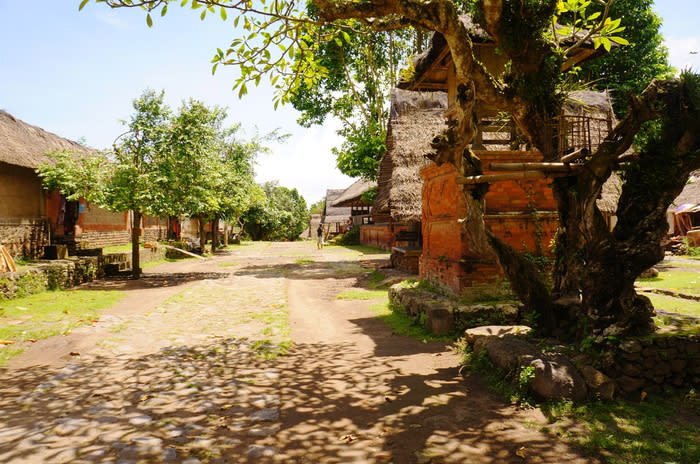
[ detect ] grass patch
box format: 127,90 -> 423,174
637,270 -> 700,295
142,256 -> 192,269
103,243 -> 142,254
542,393 -> 700,464
335,244 -> 390,256
336,289 -> 388,300
0,289 -> 125,365
645,293 -> 700,319
295,258 -> 314,265
217,262 -> 239,267
369,300 -> 454,342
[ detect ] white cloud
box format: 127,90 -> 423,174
665,36 -> 700,73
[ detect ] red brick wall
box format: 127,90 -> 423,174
419,152 -> 559,296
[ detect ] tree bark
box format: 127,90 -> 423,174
211,216 -> 219,254
198,216 -> 207,253
131,210 -> 142,279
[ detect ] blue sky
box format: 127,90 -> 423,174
1,1 -> 699,204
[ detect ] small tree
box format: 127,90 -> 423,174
39,89 -> 173,278
243,181 -> 308,241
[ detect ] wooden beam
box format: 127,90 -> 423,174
560,147 -> 589,163
455,171 -> 548,184
489,162 -> 583,172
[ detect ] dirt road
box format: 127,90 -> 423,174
0,242 -> 596,463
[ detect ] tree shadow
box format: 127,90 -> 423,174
0,338 -> 600,464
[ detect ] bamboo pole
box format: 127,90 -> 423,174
560,147 -> 589,163
489,162 -> 583,172
455,171 -> 547,184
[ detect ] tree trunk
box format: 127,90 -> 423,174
211,216 -> 219,254
223,222 -> 229,247
198,216 -> 207,253
131,210 -> 142,279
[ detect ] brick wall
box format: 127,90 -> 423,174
419,152 -> 559,297
0,219 -> 49,258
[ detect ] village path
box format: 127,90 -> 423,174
0,242 -> 597,464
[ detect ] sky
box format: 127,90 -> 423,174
1,1 -> 699,206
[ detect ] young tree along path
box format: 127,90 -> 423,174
0,242 -> 598,463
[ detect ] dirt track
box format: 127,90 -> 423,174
0,242 -> 597,463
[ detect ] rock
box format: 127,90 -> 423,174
247,445 -> 276,458
619,340 -> 642,354
479,336 -> 587,401
464,325 -> 532,344
580,365 -> 616,400
671,359 -> 687,372
424,302 -> 453,336
622,363 -> 641,377
529,356 -> 588,402
619,375 -> 645,393
250,408 -> 279,422
640,267 -> 659,278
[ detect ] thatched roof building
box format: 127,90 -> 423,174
0,110 -> 91,169
400,15 -> 605,92
373,89 -> 449,223
322,189 -> 352,224
669,171 -> 700,210
332,179 -> 377,208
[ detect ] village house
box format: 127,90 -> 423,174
667,170 -> 700,246
331,178 -> 376,227
0,110 -> 167,258
321,188 -> 353,237
380,15 -> 617,296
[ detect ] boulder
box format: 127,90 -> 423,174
580,365 -> 616,400
464,325 -> 532,344
475,335 -> 588,401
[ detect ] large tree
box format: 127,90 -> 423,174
85,0 -> 700,339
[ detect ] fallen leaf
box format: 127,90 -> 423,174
15,306 -> 28,311
641,391 -> 647,401
28,339 -> 37,343
516,446 -> 528,459
90,319 -> 99,323
69,352 -> 80,356
63,310 -> 70,314
0,340 -> 15,345
63,330 -> 71,335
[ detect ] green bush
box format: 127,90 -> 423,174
334,226 -> 360,245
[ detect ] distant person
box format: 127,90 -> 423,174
317,223 -> 324,249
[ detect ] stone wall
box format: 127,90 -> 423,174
75,230 -> 131,250
0,256 -> 103,299
0,219 -> 49,258
586,336 -> 700,395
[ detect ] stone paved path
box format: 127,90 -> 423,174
0,242 -> 598,463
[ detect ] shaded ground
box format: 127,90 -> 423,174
0,242 -> 598,463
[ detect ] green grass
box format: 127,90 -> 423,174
295,258 -> 314,265
637,270 -> 700,295
336,289 -> 388,300
217,262 -> 239,267
0,289 -> 125,365
542,394 -> 700,464
335,244 -> 390,256
103,243 -> 142,254
644,293 -> 700,318
141,256 -> 192,269
369,300 -> 455,342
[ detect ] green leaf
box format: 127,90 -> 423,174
161,4 -> 168,16
146,13 -> 153,27
220,7 -> 227,21
200,10 -> 206,20
609,36 -> 629,46
79,0 -> 89,11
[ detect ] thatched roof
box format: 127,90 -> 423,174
332,179 -> 377,207
400,15 -> 604,91
373,89 -> 449,222
0,110 -> 91,169
669,171 -> 700,211
323,189 -> 352,224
